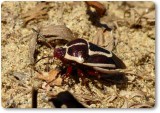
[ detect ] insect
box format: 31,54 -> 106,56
54,38 -> 126,81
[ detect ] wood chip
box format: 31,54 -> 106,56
90,28 -> 116,51
107,95 -> 117,102
36,69 -> 62,86
129,102 -> 153,108
21,2 -> 49,26
28,33 -> 37,64
120,90 -> 146,99
121,97 -> 129,108
85,1 -> 106,17
39,25 -> 76,42
13,71 -> 28,81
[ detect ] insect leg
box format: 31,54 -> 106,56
63,66 -> 72,79
77,69 -> 87,85
87,70 -> 101,79
78,69 -> 95,93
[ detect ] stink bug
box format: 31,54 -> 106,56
54,38 -> 126,80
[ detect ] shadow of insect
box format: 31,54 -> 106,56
49,91 -> 86,108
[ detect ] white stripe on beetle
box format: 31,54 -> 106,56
64,53 -> 84,63
83,63 -> 116,68
64,43 -> 86,48
93,67 -> 122,74
88,49 -> 112,57
64,45 -> 85,63
64,39 -> 113,64
87,41 -> 113,57
66,39 -> 113,58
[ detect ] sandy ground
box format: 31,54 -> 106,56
1,1 -> 155,108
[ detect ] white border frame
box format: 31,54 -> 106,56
0,0 -> 159,113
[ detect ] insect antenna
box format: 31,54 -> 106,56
32,28 -> 53,49
34,56 -> 53,65
31,28 -> 56,72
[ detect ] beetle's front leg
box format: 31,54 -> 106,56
63,66 -> 72,79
